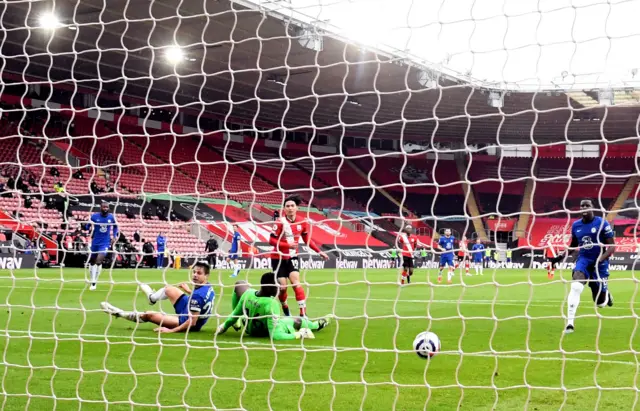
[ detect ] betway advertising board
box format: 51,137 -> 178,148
512,249 -> 639,271
0,254 -> 35,269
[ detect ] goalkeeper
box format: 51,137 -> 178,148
216,272 -> 330,340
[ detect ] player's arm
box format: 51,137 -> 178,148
156,297 -> 202,333
217,293 -> 247,333
112,216 -> 119,244
88,215 -> 95,238
598,222 -> 616,263
562,234 -> 580,263
301,225 -> 328,260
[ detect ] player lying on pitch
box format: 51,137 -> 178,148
216,272 -> 331,340
101,261 -> 215,333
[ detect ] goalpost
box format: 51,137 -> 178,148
1,0 -> 639,409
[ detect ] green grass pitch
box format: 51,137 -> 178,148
0,266 -> 638,410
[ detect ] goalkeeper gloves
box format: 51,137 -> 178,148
294,328 -> 315,340
215,325 -> 226,335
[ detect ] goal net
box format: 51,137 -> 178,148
0,0 -> 639,409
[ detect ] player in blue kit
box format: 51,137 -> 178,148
101,261 -> 215,333
156,232 -> 166,269
437,229 -> 456,283
227,224 -> 242,278
471,239 -> 485,276
88,201 -> 119,290
564,199 -> 616,334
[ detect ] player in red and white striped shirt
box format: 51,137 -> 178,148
269,195 -> 329,317
545,243 -> 563,279
397,225 -> 422,285
456,237 -> 471,276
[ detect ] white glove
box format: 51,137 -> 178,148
215,325 -> 226,335
295,328 -> 315,340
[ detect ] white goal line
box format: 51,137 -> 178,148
0,329 -> 637,370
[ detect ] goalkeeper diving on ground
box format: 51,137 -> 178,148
216,272 -> 331,340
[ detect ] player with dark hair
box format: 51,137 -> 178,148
216,272 -> 330,340
564,199 -> 615,334
456,236 -> 471,276
471,239 -> 485,275
88,201 -> 119,290
437,229 -> 456,283
227,224 -> 242,278
397,224 -> 421,285
101,261 -> 215,333
269,195 -> 329,317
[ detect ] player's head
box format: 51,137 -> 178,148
476,238 -> 481,244
191,261 -> 211,284
403,224 -> 413,234
580,198 -> 595,220
232,224 -> 239,232
444,229 -> 451,237
100,201 -> 109,216
259,272 -> 278,298
283,195 -> 301,217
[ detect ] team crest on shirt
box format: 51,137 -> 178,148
591,227 -> 596,233
297,225 -> 302,231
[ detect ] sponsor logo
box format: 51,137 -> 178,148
336,259 -> 358,269
301,259 -> 326,270
362,259 -> 395,269
0,257 -> 22,269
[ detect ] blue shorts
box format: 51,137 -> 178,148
173,295 -> 203,331
228,253 -> 239,260
574,257 -> 609,280
473,257 -> 483,263
90,242 -> 110,259
440,254 -> 454,267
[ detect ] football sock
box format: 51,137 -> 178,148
293,286 -> 306,316
567,282 -> 584,327
89,264 -> 97,285
279,290 -> 290,316
149,287 -> 167,304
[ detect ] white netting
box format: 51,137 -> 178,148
0,0 -> 639,409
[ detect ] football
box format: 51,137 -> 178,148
413,331 -> 441,359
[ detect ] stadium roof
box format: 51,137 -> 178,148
248,0 -> 640,91
1,0 -> 640,144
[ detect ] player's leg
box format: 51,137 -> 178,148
89,250 -> 106,290
437,257 -> 445,283
589,260 -> 613,308
464,256 -> 471,276
100,302 -> 181,328
272,259 -> 291,316
139,283 -> 184,305
288,268 -> 307,317
407,262 -> 414,284
400,257 -> 409,285
447,257 -> 454,283
565,260 -> 589,333
157,253 -> 163,270
547,259 -> 555,279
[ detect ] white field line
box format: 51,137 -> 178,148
0,328 -> 637,368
